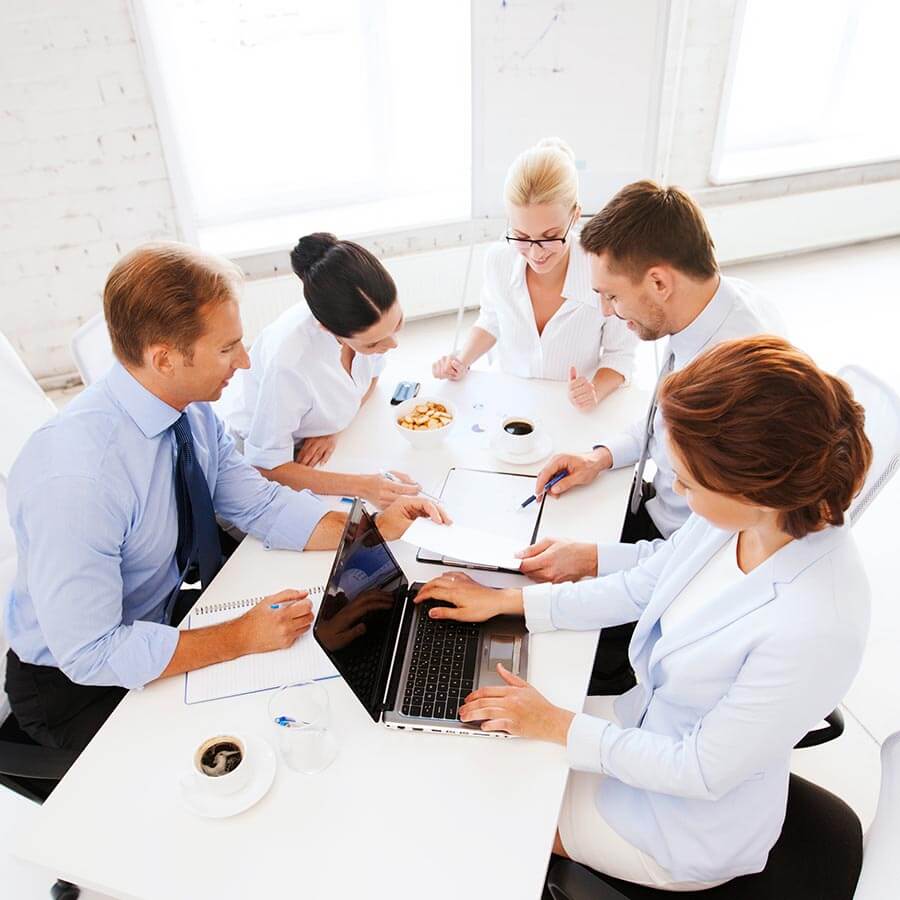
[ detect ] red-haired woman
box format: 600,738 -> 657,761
416,336 -> 872,890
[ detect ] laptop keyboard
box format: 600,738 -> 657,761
401,602 -> 480,720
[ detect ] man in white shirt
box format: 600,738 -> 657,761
519,181 -> 781,692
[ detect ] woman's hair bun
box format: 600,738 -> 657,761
536,136 -> 576,162
290,232 -> 339,280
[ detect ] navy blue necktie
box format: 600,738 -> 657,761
172,413 -> 223,591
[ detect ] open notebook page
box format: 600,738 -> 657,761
183,588 -> 338,704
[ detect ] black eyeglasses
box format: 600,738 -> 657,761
505,215 -> 576,250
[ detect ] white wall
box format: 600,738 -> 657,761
658,0 -> 900,203
0,0 -> 178,382
3,0 -> 900,383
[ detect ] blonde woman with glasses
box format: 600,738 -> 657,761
433,138 -> 636,410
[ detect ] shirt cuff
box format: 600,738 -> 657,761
242,440 -> 295,470
106,620 -> 180,690
262,488 -> 328,551
567,712 -> 613,774
600,432 -> 641,469
522,583 -> 556,633
597,541 -> 641,575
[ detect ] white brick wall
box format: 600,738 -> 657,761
0,0 -> 177,381
2,0 -> 899,382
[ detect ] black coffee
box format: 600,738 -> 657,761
200,740 -> 243,776
504,420 -> 533,436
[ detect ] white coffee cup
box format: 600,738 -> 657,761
499,416 -> 538,456
185,734 -> 252,798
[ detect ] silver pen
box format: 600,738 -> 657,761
381,470 -> 442,504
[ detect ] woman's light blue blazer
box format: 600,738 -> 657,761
523,514 -> 870,883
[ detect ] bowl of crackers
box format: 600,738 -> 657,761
394,397 -> 457,448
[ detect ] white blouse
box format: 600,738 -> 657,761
473,236 -> 637,382
216,304 -> 385,469
660,534 -> 745,634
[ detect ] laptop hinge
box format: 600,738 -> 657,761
381,586 -> 417,714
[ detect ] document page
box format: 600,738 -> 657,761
404,519 -> 523,572
415,468 -> 544,569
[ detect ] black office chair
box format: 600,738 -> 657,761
0,712 -> 81,900
545,772 -> 863,900
541,707 -> 857,900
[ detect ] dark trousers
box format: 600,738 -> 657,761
588,481 -> 664,696
4,528 -> 243,758
5,650 -> 127,755
3,582 -> 212,758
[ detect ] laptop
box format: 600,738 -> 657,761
314,498 -> 530,738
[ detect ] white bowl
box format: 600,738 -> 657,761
393,396 -> 458,449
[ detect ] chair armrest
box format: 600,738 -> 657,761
794,708 -> 844,749
0,739 -> 79,780
546,858 -> 632,900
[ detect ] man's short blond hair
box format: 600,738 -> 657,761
103,242 -> 243,366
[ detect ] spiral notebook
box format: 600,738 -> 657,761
183,587 -> 340,705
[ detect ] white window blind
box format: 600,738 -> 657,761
711,0 -> 900,184
134,0 -> 471,255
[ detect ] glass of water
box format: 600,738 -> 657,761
267,682 -> 338,774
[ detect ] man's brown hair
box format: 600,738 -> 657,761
659,336 -> 872,539
580,180 -> 717,280
103,242 -> 243,366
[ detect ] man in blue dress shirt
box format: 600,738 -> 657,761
3,241 -> 443,756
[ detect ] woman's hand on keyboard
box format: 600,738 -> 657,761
414,572 -> 523,622
459,663 -> 575,744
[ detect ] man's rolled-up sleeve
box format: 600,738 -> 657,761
20,477 -> 179,689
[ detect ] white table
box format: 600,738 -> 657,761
15,371 -> 645,900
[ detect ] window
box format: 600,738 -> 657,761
710,0 -> 900,184
134,1 -> 471,255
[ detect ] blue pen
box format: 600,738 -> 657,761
520,469 -> 569,508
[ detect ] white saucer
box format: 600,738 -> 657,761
489,430 -> 553,465
179,734 -> 277,819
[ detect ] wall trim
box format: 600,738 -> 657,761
708,178 -> 900,265
37,178 -> 900,391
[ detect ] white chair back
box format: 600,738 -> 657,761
839,366 -> 900,525
854,730 -> 900,898
70,312 -> 114,386
0,332 -> 56,478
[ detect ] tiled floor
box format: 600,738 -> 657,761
3,237 -> 899,898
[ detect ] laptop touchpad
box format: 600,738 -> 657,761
478,633 -> 522,687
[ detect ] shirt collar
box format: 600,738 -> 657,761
106,362 -> 182,439
667,274 -> 733,366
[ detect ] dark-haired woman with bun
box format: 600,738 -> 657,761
218,233 -> 418,507
414,335 -> 872,890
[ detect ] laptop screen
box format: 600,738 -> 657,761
314,500 -> 408,721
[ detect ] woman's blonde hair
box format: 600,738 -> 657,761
503,137 -> 579,210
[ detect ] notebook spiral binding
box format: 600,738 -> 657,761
194,585 -> 325,617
